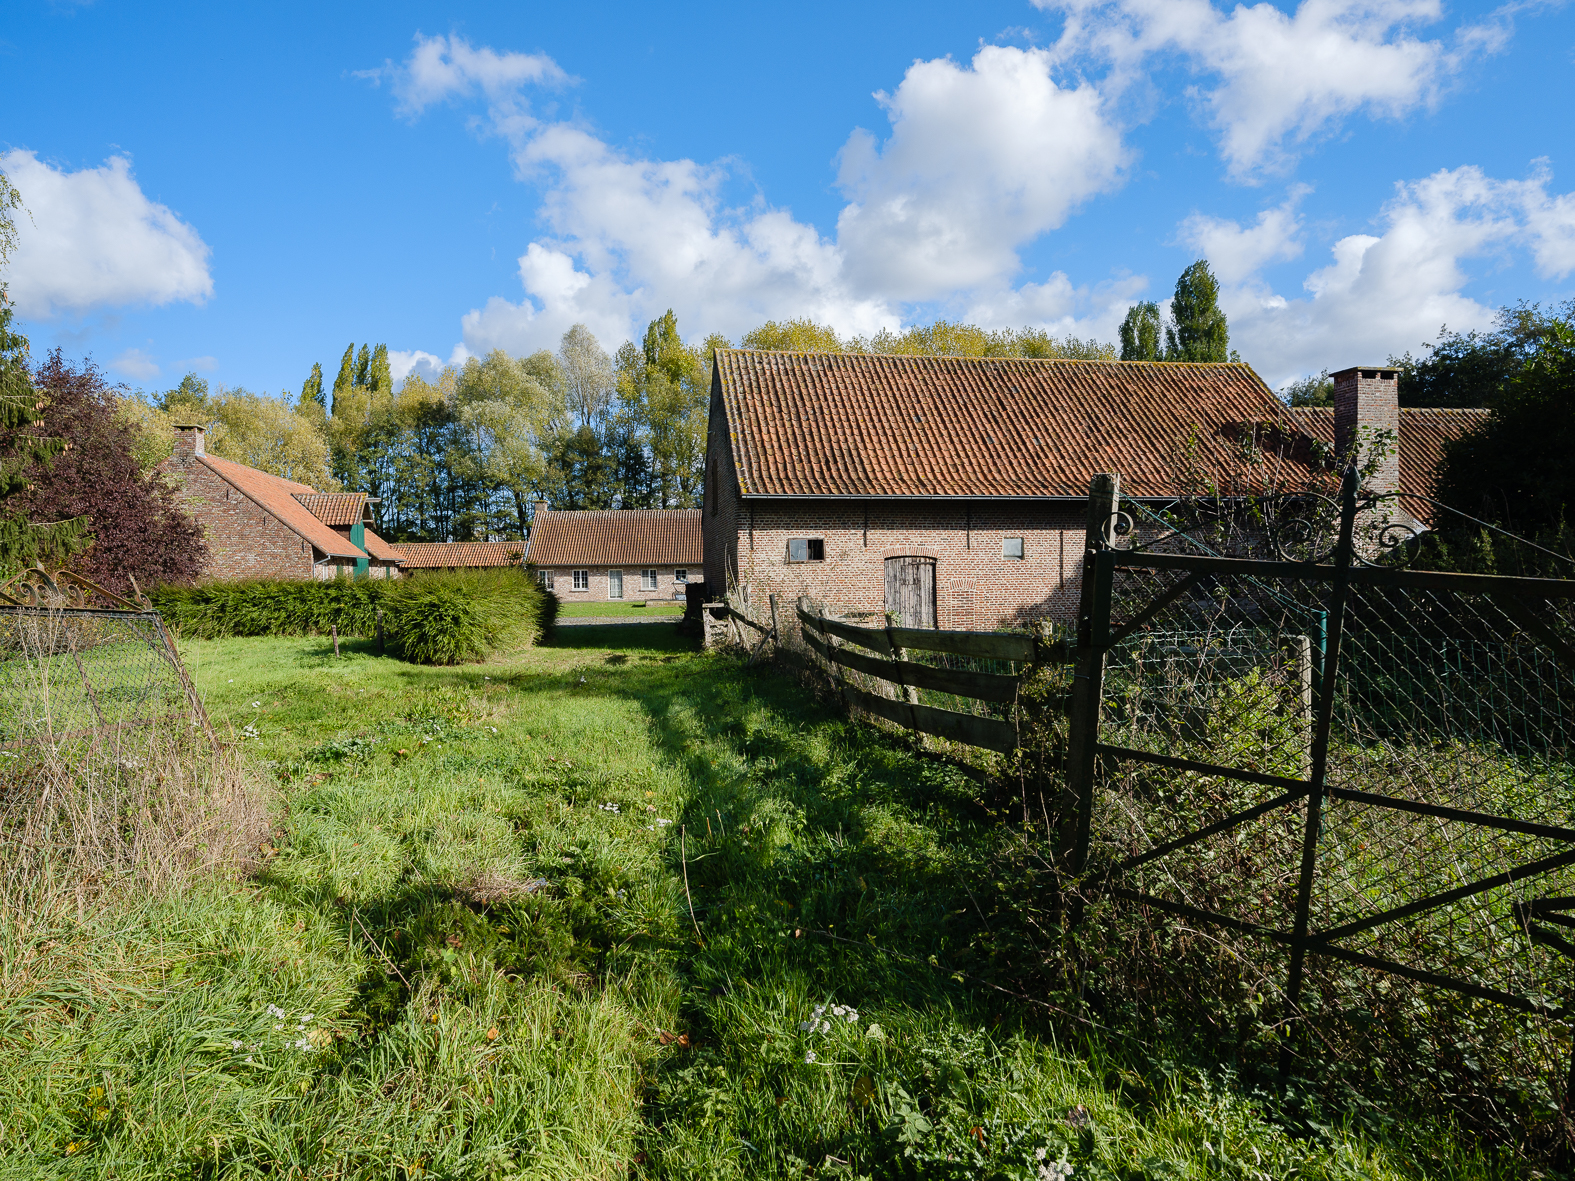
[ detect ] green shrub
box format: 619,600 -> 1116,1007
148,570 -> 549,664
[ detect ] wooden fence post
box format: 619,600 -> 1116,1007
331,624 -> 341,658
884,614 -> 919,706
1061,473 -> 1120,877
376,607 -> 386,656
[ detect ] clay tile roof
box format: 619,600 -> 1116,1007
713,350 -> 1304,499
1288,407 -> 1488,502
389,541 -> 525,569
361,527 -> 403,564
295,492 -> 369,527
197,454 -> 365,558
526,509 -> 702,567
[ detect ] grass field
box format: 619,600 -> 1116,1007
0,625 -> 1516,1178
555,599 -> 684,617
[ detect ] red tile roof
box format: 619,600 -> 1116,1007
714,351 -> 1305,499
526,509 -> 702,567
197,455 -> 365,558
1288,407 -> 1488,504
361,527 -> 403,564
390,541 -> 525,569
295,492 -> 370,526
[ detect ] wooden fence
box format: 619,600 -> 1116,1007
794,599 -> 1071,754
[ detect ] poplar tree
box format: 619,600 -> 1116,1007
354,344 -> 371,389
1119,301 -> 1164,361
301,362 -> 325,410
1165,260 -> 1231,362
331,344 -> 356,414
368,344 -> 392,396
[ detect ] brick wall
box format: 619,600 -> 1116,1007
703,379 -> 742,594
537,565 -> 694,603
728,499 -> 1087,628
165,459 -> 316,581
1333,366 -> 1400,495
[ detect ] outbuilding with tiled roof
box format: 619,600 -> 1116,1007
161,427 -> 400,581
525,506 -> 701,603
390,541 -> 526,571
703,350 -> 1484,629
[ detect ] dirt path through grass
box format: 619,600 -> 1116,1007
0,626 -> 1508,1178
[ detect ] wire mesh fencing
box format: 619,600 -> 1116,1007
1055,469 -> 1575,1119
1,580 -> 213,773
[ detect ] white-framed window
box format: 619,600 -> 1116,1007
538,570 -> 555,590
674,568 -> 688,583
608,569 -> 624,600
1002,537 -> 1025,559
641,569 -> 659,592
572,569 -> 589,590
787,538 -> 825,563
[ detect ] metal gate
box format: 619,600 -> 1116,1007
1060,472 -> 1575,1071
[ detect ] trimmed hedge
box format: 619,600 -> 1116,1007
149,569 -> 556,664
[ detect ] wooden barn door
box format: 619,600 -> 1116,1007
884,557 -> 936,629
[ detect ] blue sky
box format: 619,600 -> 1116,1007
3,0 -> 1572,395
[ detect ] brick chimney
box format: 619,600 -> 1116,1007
1332,366 -> 1399,494
173,424 -> 206,468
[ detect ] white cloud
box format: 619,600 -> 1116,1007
1198,164 -> 1575,385
109,347 -> 160,380
960,271 -> 1150,342
388,348 -> 445,383
368,37 -> 1132,357
173,355 -> 218,372
835,45 -> 1127,299
0,149 -> 213,318
1178,188 -> 1307,283
1042,0 -> 1503,177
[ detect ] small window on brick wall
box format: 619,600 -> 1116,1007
641,569 -> 658,591
1002,537 -> 1025,559
538,571 -> 555,590
572,570 -> 589,590
675,568 -> 688,582
787,538 -> 825,562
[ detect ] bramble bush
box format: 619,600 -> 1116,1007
148,568 -> 556,664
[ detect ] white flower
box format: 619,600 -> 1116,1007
804,1051 -> 816,1063
831,1005 -> 845,1017
251,701 -> 260,708
302,1013 -> 313,1021
244,1056 -> 253,1064
231,1040 -> 243,1050
865,1024 -> 885,1040
274,1023 -> 283,1031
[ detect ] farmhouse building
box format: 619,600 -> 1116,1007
525,506 -> 701,602
163,425 -> 401,581
702,353 -> 1485,629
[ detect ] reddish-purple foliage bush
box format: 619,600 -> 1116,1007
21,351 -> 206,592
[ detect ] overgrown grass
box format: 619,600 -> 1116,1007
149,569 -> 555,664
0,625 -> 1528,1177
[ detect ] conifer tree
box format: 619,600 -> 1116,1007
1119,301 -> 1164,361
301,362 -> 325,410
1164,260 -> 1230,362
331,344 -> 356,416
0,290 -> 90,574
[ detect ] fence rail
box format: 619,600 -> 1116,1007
793,602 -> 1070,754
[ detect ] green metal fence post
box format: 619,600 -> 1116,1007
1280,466 -> 1360,1086
1062,473 -> 1119,877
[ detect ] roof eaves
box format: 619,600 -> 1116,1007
197,457 -> 365,559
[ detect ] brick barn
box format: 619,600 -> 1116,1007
525,505 -> 701,602
163,425 -> 402,580
702,352 -> 1486,629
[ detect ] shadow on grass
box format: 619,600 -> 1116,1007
546,623 -> 697,653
